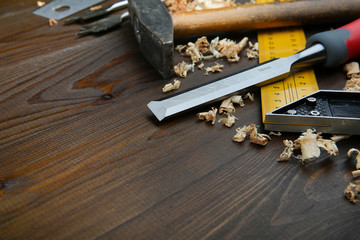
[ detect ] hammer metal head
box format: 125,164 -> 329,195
128,0 -> 174,79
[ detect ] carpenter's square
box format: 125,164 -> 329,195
264,90 -> 360,135
148,18 -> 360,121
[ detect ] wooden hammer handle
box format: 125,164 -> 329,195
172,0 -> 360,36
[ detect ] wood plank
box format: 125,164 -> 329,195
1,0 -> 359,239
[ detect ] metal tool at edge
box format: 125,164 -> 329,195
148,18 -> 360,121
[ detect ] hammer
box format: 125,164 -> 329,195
128,0 -> 360,79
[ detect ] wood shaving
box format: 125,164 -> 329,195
248,124 -> 271,146
330,135 -> 350,142
194,36 -> 211,54
343,61 -> 360,78
90,5 -> 103,11
231,95 -> 245,107
269,131 -> 282,136
246,41 -> 259,59
278,140 -> 295,161
37,1 -> 45,7
343,78 -> 360,91
344,183 -> 360,203
244,92 -> 255,101
197,107 -> 218,124
175,45 -> 187,53
342,62 -> 360,91
218,114 -> 238,127
230,92 -> 254,107
233,125 -> 252,142
353,170 -> 360,178
219,97 -> 235,114
174,36 -> 249,76
279,129 -> 339,163
174,61 -> 194,77
49,19 -> 58,27
197,62 -> 204,70
204,62 -> 224,75
185,42 -> 204,63
215,37 -> 248,62
162,79 -> 181,92
164,0 -> 235,12
209,37 -> 224,58
347,148 -> 360,170
233,124 -> 270,146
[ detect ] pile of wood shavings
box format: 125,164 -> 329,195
278,129 -> 339,163
197,92 -> 255,128
173,36 -> 258,78
164,0 -> 236,12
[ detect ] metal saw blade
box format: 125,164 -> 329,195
33,0 -> 105,20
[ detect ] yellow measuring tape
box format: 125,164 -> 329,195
257,0 -> 319,122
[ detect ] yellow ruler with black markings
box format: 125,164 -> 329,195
257,0 -> 319,122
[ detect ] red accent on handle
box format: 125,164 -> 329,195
339,18 -> 360,60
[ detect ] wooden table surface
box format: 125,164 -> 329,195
1,1 -> 360,239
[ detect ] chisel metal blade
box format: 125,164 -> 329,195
148,44 -> 326,121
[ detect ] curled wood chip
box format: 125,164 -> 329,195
233,125 -> 252,142
209,37 -> 224,58
49,19 -> 58,26
344,183 -> 360,203
197,62 -> 204,70
219,97 -> 235,114
232,124 -> 270,146
194,36 -> 211,54
352,170 -> 360,178
218,114 -> 238,127
185,42 -> 204,63
230,92 -> 254,107
244,92 -> 255,101
204,62 -> 224,75
347,148 -> 360,170
175,44 -> 187,53
248,124 -> 271,146
343,78 -> 360,91
162,79 -> 181,92
174,61 -> 194,77
197,107 -> 217,124
37,1 -> 45,7
343,61 -> 360,78
231,95 -> 245,107
246,41 -> 259,59
215,37 -> 248,62
278,140 -> 294,161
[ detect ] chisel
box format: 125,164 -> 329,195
148,18 -> 360,121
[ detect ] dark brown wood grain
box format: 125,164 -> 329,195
1,0 -> 360,239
